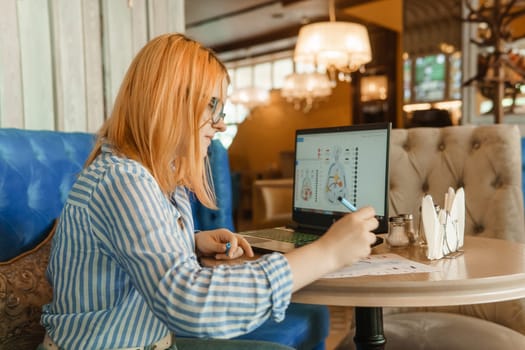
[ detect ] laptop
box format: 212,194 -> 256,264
239,122 -> 391,253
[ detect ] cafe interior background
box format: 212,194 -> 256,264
185,0 -> 525,230
0,0 -> 524,347
0,0 -> 524,230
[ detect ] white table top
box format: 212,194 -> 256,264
292,236 -> 525,307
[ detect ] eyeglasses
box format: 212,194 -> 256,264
208,97 -> 226,124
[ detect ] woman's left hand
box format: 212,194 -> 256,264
195,229 -> 254,260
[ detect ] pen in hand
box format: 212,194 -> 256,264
224,242 -> 231,256
337,196 -> 357,212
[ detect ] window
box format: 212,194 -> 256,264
272,58 -> 294,89
214,53 -> 294,149
254,62 -> 272,90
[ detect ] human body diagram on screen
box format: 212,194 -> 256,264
295,144 -> 359,213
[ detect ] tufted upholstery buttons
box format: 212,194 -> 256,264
389,125 -> 522,241
473,224 -> 485,234
0,129 -> 95,262
492,176 -> 503,189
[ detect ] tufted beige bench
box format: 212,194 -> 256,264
389,124 -> 525,243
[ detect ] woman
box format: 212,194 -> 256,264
40,33 -> 377,350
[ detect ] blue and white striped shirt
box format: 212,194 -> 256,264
41,144 -> 292,349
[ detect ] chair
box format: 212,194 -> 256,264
384,124 -> 525,348
251,178 -> 293,229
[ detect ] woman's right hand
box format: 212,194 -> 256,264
317,206 -> 378,269
284,206 -> 378,291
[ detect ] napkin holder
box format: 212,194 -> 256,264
421,187 -> 465,260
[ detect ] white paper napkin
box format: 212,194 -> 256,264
451,188 -> 465,248
421,187 -> 465,260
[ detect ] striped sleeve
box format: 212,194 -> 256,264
88,162 -> 293,338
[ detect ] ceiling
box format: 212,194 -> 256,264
184,0 -> 384,62
184,0 -> 463,62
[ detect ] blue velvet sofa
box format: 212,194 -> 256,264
0,128 -> 329,350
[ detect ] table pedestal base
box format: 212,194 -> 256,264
354,307 -> 386,350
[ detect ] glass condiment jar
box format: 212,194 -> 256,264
387,216 -> 410,248
400,213 -> 418,244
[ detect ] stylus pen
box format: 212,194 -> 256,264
337,196 -> 357,212
224,241 -> 232,256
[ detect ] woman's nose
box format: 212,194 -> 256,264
214,118 -> 227,132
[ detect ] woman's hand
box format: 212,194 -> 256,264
318,206 -> 378,268
285,206 -> 378,291
195,229 -> 254,260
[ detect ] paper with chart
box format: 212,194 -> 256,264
322,253 -> 440,279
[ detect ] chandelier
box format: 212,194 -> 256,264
229,86 -> 270,110
281,72 -> 332,113
360,75 -> 388,102
293,0 -> 372,84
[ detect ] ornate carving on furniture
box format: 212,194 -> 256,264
0,230 -> 54,350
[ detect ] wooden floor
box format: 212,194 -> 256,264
325,306 -> 354,350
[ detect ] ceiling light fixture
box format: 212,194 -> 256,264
293,0 -> 372,84
360,75 -> 388,102
281,72 -> 332,113
229,86 -> 270,110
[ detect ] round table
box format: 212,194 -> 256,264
292,236 -> 525,349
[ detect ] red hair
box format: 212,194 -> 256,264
86,33 -> 229,208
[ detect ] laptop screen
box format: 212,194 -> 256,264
292,123 -> 391,233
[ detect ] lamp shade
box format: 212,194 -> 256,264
229,86 -> 270,109
281,72 -> 332,112
360,75 -> 388,102
294,22 -> 372,72
281,72 -> 332,100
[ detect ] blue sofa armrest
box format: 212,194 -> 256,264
0,128 -> 95,348
0,128 -> 95,262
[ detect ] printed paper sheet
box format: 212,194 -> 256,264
322,253 -> 440,279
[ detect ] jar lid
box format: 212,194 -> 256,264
400,213 -> 413,220
389,216 -> 404,222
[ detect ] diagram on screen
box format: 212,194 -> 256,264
301,173 -> 313,201
325,145 -> 358,206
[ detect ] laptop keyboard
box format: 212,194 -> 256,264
246,229 -> 319,246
